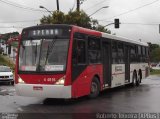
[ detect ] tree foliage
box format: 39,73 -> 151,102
40,10 -> 111,34
149,43 -> 160,62
0,32 -> 19,42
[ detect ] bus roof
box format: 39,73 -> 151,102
72,25 -> 148,47
102,33 -> 148,46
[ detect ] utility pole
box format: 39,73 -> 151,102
56,0 -> 59,11
77,0 -> 80,11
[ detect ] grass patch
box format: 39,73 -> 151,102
150,69 -> 160,75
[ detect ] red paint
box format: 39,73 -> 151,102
18,74 -> 64,85
71,64 -> 103,98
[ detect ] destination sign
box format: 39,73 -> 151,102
30,29 -> 63,36
22,28 -> 70,38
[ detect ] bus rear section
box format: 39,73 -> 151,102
15,25 -> 73,99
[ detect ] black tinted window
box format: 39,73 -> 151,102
88,36 -> 101,64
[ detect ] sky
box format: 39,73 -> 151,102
0,0 -> 160,44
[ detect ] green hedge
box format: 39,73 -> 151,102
150,69 -> 160,75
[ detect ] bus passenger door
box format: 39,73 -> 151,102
102,41 -> 111,87
125,45 -> 130,82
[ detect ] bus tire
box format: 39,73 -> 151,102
136,74 -> 140,86
88,77 -> 100,98
132,71 -> 137,86
139,71 -> 142,83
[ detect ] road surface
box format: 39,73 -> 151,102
0,75 -> 160,119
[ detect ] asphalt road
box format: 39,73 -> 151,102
0,75 -> 160,119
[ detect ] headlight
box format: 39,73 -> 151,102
10,75 -> 13,77
55,76 -> 65,85
18,77 -> 25,84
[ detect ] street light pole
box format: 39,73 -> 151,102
39,5 -> 53,15
56,0 -> 59,11
77,0 -> 80,11
89,6 -> 109,17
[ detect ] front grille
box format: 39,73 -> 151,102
0,76 -> 9,78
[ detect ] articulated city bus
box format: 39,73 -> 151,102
15,24 -> 150,99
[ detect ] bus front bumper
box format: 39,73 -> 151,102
15,84 -> 71,99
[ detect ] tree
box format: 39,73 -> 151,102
40,11 -> 65,24
150,44 -> 159,52
150,47 -> 160,62
40,10 -> 111,34
65,10 -> 92,28
149,43 -> 160,62
0,32 -> 19,43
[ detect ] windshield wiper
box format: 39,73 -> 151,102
34,43 -> 38,63
44,38 -> 57,65
36,39 -> 43,72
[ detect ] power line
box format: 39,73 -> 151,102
0,0 -> 47,12
121,22 -> 159,26
104,22 -> 160,27
0,26 -> 24,28
84,0 -> 107,11
100,0 -> 159,21
0,20 -> 40,23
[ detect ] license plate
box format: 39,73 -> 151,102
33,86 -> 43,91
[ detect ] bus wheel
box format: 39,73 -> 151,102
136,74 -> 140,86
139,72 -> 142,83
88,77 -> 100,98
132,72 -> 137,86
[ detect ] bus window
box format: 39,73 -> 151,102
138,46 -> 142,62
112,41 -> 118,64
88,36 -> 101,64
142,46 -> 146,62
130,45 -> 136,63
117,42 -> 124,63
72,40 -> 86,64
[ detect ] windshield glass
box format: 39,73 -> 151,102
0,67 -> 11,72
19,38 -> 69,72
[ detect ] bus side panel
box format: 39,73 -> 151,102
130,63 -> 148,82
64,27 -> 75,86
72,65 -> 103,98
111,64 -> 125,88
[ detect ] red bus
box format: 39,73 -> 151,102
15,24 -> 150,99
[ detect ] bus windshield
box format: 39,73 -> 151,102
19,38 -> 69,72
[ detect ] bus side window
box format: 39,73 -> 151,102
145,47 -> 149,63
88,36 -> 101,64
117,42 -> 124,63
137,46 -> 142,62
141,46 -> 145,62
130,45 -> 136,63
72,39 -> 86,64
112,41 -> 118,64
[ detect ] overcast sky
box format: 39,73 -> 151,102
0,0 -> 160,44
